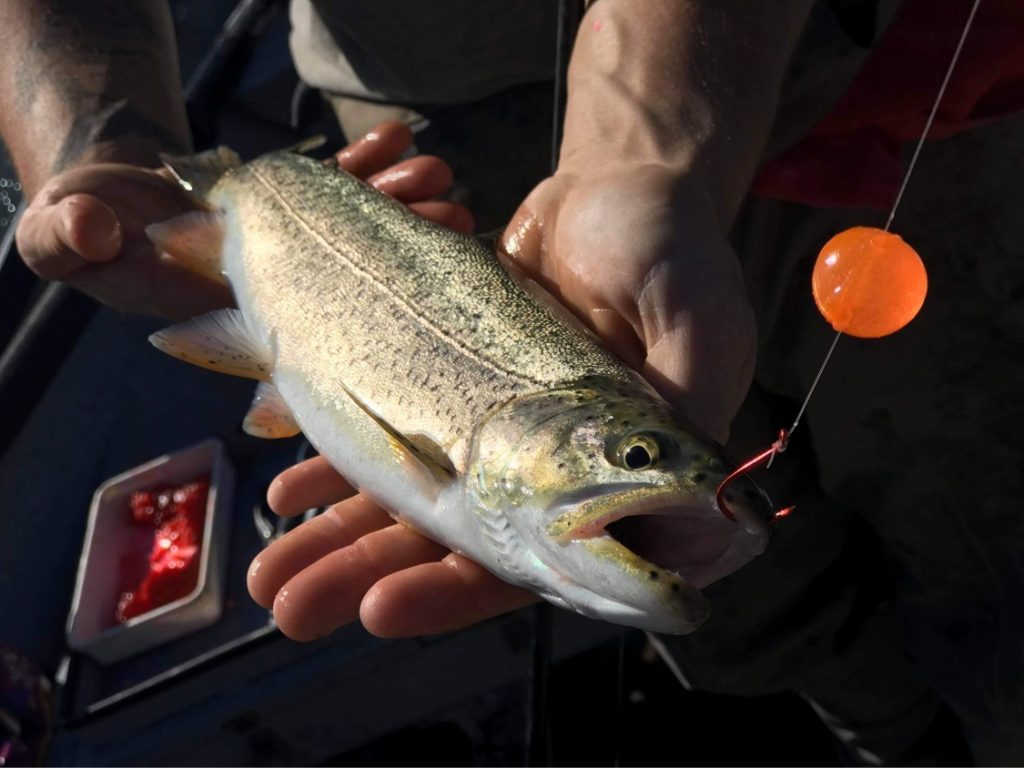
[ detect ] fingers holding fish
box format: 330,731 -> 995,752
267,456 -> 356,517
408,201 -> 475,234
271,510 -> 450,642
16,162 -> 231,318
367,155 -> 454,203
360,556 -> 538,638
330,122 -> 473,231
247,493 -> 392,608
331,121 -> 414,179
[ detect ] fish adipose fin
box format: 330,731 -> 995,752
160,146 -> 241,198
243,381 -> 301,439
149,308 -> 273,381
146,211 -> 227,284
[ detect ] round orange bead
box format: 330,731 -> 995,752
812,227 -> 928,338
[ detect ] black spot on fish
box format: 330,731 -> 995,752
649,571 -> 658,580
671,583 -> 680,592
693,472 -> 707,483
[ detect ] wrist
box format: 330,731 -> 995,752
19,114 -> 191,201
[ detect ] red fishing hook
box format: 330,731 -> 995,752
716,429 -> 795,523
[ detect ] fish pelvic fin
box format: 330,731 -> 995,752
243,381 -> 301,439
160,146 -> 241,198
147,211 -> 227,285
149,308 -> 272,381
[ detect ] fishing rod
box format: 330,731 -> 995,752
523,2 -> 586,766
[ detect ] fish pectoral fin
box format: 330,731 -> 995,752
379,431 -> 450,503
340,385 -> 454,500
404,434 -> 457,481
160,146 -> 241,198
146,211 -> 227,284
243,381 -> 301,439
149,308 -> 273,381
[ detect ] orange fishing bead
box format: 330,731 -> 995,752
812,227 -> 928,338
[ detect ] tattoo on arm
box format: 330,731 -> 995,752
50,100 -> 188,175
8,0 -> 190,177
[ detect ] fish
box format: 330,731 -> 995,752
146,146 -> 774,634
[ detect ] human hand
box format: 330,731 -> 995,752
16,161 -> 232,320
501,164 -> 757,444
16,122 -> 474,321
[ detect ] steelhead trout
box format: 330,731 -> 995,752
147,147 -> 773,634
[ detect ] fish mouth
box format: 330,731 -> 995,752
546,486 -> 768,591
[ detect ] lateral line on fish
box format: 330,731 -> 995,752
249,164 -> 550,388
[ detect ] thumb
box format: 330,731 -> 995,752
641,309 -> 758,446
17,193 -> 123,280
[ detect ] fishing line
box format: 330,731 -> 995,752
721,0 -> 984,503
524,3 -> 585,766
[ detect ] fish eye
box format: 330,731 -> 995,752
617,434 -> 660,470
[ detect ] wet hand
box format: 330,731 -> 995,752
248,456 -> 537,640
16,162 -> 230,319
502,165 -> 757,444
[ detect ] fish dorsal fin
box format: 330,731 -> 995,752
243,381 -> 301,439
160,146 -> 242,197
284,135 -> 327,155
474,228 -> 504,250
340,384 -> 454,496
146,211 -> 227,284
149,308 -> 272,381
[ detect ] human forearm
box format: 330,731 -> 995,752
0,0 -> 191,197
560,0 -> 814,226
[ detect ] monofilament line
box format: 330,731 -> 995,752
770,1 -> 983,462
775,0 -> 983,455
885,0 -> 983,231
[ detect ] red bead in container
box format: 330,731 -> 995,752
66,439 -> 234,665
115,479 -> 210,624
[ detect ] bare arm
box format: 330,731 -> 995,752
505,0 -> 814,442
561,0 -> 815,226
0,1 -> 223,319
0,0 -> 190,198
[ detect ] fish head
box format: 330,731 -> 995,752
468,376 -> 772,634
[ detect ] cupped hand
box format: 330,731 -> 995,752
16,122 -> 473,320
502,164 -> 757,444
248,456 -> 537,640
17,161 -> 231,319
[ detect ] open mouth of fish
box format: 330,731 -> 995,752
547,487 -> 764,591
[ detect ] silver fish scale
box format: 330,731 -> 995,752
218,152 -> 635,469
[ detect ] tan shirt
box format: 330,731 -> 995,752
289,0 -> 902,156
289,0 -> 557,106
